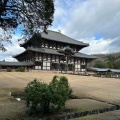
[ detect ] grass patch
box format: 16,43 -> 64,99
0,88 -> 114,120
0,88 -> 25,120
65,99 -> 113,112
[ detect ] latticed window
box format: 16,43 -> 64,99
56,56 -> 59,61
57,45 -> 60,49
45,42 -> 48,48
53,43 -> 56,49
81,59 -> 85,65
43,54 -> 46,60
52,55 -> 55,61
75,58 -> 78,63
78,59 -> 80,63
41,41 -> 44,47
48,55 -> 50,60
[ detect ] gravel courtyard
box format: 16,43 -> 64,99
0,71 -> 120,119
0,71 -> 120,105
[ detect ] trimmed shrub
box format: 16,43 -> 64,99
6,67 -> 12,72
49,75 -> 72,110
24,76 -> 72,115
17,67 -> 25,72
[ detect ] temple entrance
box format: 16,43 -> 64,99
60,63 -> 66,71
51,63 -> 59,70
68,64 -> 74,71
35,61 -> 42,70
60,63 -> 74,72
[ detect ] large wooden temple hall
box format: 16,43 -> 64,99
0,30 -> 96,71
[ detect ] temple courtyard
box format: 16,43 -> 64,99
0,71 -> 120,119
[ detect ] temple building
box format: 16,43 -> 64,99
0,30 -> 96,71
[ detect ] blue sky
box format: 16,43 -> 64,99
1,0 -> 120,61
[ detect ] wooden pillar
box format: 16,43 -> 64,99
85,59 -> 88,69
50,55 -> 52,70
80,58 -> 82,72
0,65 -> 1,71
52,42 -> 54,49
33,52 -> 35,62
73,57 -> 75,73
41,54 -> 43,70
58,56 -> 60,71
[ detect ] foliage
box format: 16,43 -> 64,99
25,79 -> 50,114
27,33 -> 44,48
24,76 -> 72,115
0,0 -> 54,51
6,67 -> 12,72
94,60 -> 120,69
107,61 -> 114,69
49,76 -> 72,110
94,61 -> 109,68
106,55 -> 116,62
17,67 -> 25,72
92,53 -> 120,69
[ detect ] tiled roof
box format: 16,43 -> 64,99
21,30 -> 89,47
74,52 -> 97,59
0,61 -> 34,66
27,47 -> 63,55
14,47 -> 97,59
88,67 -> 120,73
28,47 -> 97,59
88,67 -> 110,72
110,69 -> 120,73
41,30 -> 89,46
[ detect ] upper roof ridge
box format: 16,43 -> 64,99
21,30 -> 89,48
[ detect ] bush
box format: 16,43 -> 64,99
24,76 -> 72,115
25,79 -> 50,114
49,76 -> 72,110
17,67 -> 25,72
6,67 -> 12,72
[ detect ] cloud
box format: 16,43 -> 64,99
0,35 -> 24,61
50,0 -> 120,54
80,38 -> 113,54
1,0 -> 120,61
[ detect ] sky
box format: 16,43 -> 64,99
0,0 -> 120,61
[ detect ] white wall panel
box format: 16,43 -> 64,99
35,66 -> 38,69
43,62 -> 46,66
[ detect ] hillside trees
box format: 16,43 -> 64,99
94,61 -> 109,68
0,0 -> 54,51
94,58 -> 120,69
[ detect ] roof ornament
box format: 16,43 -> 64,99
58,46 -> 75,56
58,30 -> 61,33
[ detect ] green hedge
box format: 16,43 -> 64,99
6,67 -> 12,72
16,67 -> 25,72
24,75 -> 72,115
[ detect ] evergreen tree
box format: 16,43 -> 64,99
0,0 -> 54,51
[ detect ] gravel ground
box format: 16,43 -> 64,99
0,71 -> 120,104
0,71 -> 120,119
